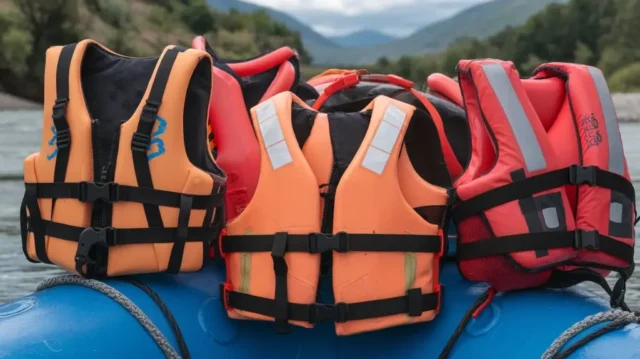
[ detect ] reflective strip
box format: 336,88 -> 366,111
256,100 -> 292,170
610,202 -> 623,223
588,66 -> 624,175
542,207 -> 559,229
362,103 -> 407,175
482,63 -> 547,172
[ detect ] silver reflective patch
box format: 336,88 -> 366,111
588,67 -> 624,175
610,202 -> 623,223
482,63 -> 547,173
542,207 -> 560,229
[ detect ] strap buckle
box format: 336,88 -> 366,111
51,98 -> 68,122
573,230 -> 599,250
131,132 -> 150,152
55,128 -> 71,149
569,165 -> 597,185
309,302 -> 349,324
141,100 -> 160,124
78,182 -> 120,203
75,227 -> 115,277
308,232 -> 349,254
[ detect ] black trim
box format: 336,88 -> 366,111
131,48 -> 180,229
222,286 -> 440,324
222,232 -> 442,254
167,195 -> 193,273
272,232 -> 290,333
457,230 -> 633,264
453,165 -> 635,223
25,182 -> 223,209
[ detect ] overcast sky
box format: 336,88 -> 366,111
243,0 -> 490,37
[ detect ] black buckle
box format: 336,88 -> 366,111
75,227 -> 115,277
51,98 -> 68,122
56,128 -> 71,149
309,302 -> 349,324
131,132 -> 150,152
308,232 -> 349,254
141,101 -> 160,124
574,230 -> 599,250
78,182 -> 120,203
569,165 -> 597,185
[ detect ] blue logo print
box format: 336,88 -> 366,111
147,116 -> 167,161
46,125 -> 58,161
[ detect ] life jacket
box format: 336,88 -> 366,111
451,59 -> 635,307
306,70 -> 469,188
219,91 -> 447,336
20,39 -> 226,278
192,36 -> 312,223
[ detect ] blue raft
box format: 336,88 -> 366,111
0,256 -> 639,358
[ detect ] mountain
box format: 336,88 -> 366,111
206,0 -> 338,53
330,30 -> 396,48
312,0 -> 570,65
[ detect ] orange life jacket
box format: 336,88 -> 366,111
219,92 -> 446,336
451,59 -> 635,307
20,40 -> 226,278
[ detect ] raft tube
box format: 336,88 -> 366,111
0,259 -> 638,358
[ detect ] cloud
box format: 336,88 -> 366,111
244,0 -> 489,36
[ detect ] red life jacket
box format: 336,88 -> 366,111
452,59 -> 636,307
191,36 -> 300,222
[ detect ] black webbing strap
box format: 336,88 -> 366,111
25,182 -> 222,209
21,185 -> 49,263
221,232 -> 442,254
548,267 -> 632,311
222,286 -> 440,324
167,195 -> 193,273
131,48 -> 180,229
453,165 -> 635,223
272,232 -> 290,333
457,230 -> 634,263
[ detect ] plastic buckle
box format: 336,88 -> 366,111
335,302 -> 349,323
51,98 -> 68,122
569,165 -> 597,185
78,182 -> 119,203
141,100 -> 159,123
75,227 -> 113,277
131,132 -> 151,152
308,302 -> 349,324
308,232 -> 349,254
574,230 -> 599,250
55,128 -> 71,149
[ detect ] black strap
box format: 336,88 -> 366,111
167,195 -> 192,273
272,232 -> 290,333
453,165 -> 635,223
24,182 -> 51,263
25,182 -> 222,209
222,286 -> 440,324
131,48 -> 180,229
51,44 -> 76,188
457,229 -> 633,264
221,232 -> 442,254
20,190 -> 39,263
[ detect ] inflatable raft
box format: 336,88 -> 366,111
0,245 -> 638,358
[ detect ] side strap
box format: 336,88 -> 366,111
457,230 -> 633,264
131,48 -> 180,229
453,165 -> 635,223
221,232 -> 442,254
222,286 -> 441,324
166,195 -> 193,273
26,182 -> 223,209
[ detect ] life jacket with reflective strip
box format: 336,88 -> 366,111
219,92 -> 446,336
306,70 -> 468,189
192,36 -> 305,223
452,59 -> 635,307
20,40 -> 226,278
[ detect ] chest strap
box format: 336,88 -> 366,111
220,231 -> 442,333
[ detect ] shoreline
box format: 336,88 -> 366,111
2,92 -> 640,122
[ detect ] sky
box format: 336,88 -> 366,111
243,0 -> 490,37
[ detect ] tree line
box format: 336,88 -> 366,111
370,0 -> 640,92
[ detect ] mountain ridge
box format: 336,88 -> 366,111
330,30 -> 396,48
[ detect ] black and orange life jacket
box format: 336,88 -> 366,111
192,36 -> 315,223
219,92 -> 448,336
20,39 -> 226,278
450,59 -> 635,307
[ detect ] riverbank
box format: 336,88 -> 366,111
2,91 -> 640,121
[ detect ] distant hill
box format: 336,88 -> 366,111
206,0 -> 338,53
330,30 -> 396,48
313,0 -> 569,65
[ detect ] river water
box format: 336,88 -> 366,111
0,110 -> 640,307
